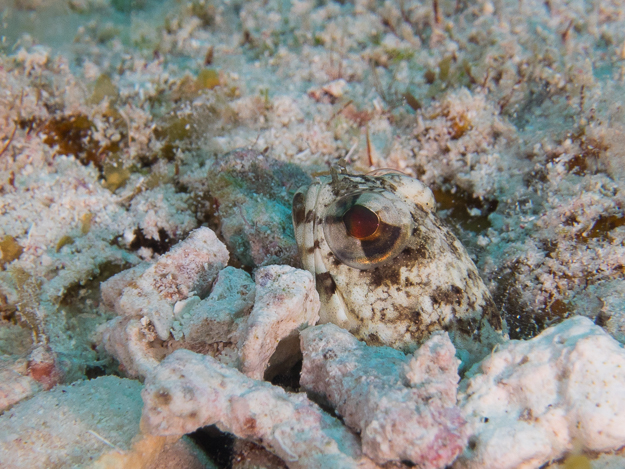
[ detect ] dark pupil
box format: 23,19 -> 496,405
343,205 -> 380,239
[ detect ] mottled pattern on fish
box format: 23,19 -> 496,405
292,170 -> 501,352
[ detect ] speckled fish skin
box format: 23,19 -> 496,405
292,171 -> 501,352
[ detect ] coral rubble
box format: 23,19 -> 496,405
179,266 -> 255,351
455,316 -> 625,469
141,349 -> 378,469
238,265 -> 319,380
117,226 -> 229,340
301,324 -> 467,468
1,0 -> 625,467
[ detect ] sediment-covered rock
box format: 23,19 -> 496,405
0,344 -> 64,413
98,316 -> 165,378
205,148 -> 311,268
99,263 -> 149,312
0,362 -> 42,414
178,266 -> 255,348
0,376 -> 146,469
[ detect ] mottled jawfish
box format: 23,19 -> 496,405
292,170 -> 501,355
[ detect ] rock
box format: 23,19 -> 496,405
26,344 -> 63,390
300,324 -> 467,468
180,266 -> 255,348
100,262 -> 149,312
0,361 -> 41,413
98,316 -> 165,378
455,316 -> 625,469
205,148 -> 310,268
0,344 -> 64,413
98,265 -> 255,378
0,376 -> 152,469
308,79 -> 349,102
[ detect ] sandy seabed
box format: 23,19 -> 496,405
1,0 -> 625,468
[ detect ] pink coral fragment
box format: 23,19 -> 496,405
238,265 -> 320,380
141,349 -> 379,469
300,324 -> 467,468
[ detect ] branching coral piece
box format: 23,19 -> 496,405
300,324 -> 467,468
99,316 -> 164,378
118,227 -> 229,340
238,265 -> 319,379
179,266 -> 255,348
141,349 -> 380,469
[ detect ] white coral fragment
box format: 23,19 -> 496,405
99,266 -> 254,378
100,262 -> 149,312
455,316 -> 625,469
238,265 -> 319,380
99,316 -> 164,378
117,227 -> 229,340
141,349 -> 379,469
300,324 -> 467,468
308,79 -> 348,101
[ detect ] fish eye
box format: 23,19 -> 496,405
323,191 -> 412,270
343,205 -> 380,239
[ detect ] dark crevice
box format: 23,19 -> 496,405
269,358 -> 302,392
128,227 -> 175,254
187,425 -> 235,469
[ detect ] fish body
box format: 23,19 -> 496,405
292,170 -> 501,353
